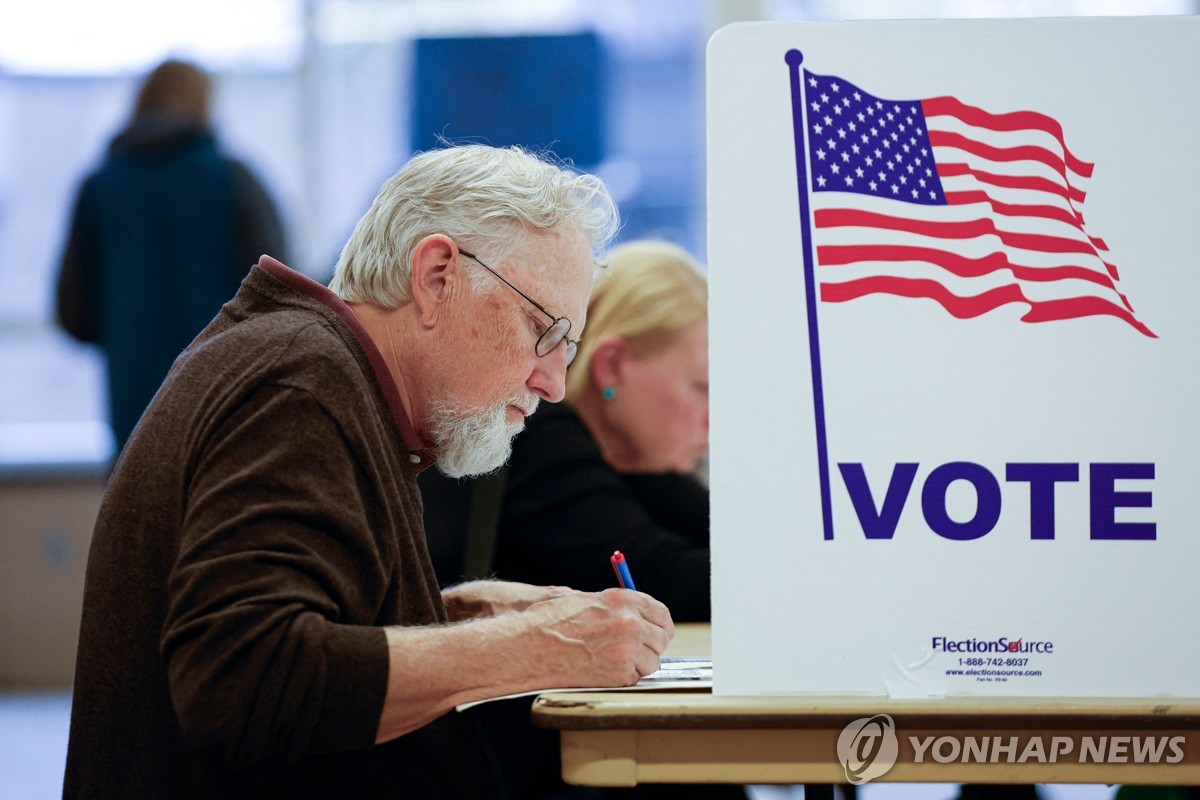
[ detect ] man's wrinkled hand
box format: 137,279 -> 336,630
522,588 -> 675,688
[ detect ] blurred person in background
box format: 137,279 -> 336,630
55,58 -> 288,453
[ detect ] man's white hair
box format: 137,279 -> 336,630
330,144 -> 619,307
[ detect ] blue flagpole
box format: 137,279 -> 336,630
785,49 -> 834,541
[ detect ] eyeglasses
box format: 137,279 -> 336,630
457,247 -> 579,367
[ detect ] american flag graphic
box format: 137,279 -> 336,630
799,68 -> 1155,338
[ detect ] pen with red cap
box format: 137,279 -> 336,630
610,550 -> 636,590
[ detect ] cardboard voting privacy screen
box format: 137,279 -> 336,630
707,18 -> 1200,698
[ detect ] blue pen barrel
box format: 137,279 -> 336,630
610,550 -> 636,591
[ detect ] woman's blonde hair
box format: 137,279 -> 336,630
566,240 -> 707,403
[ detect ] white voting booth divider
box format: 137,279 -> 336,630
708,17 -> 1200,698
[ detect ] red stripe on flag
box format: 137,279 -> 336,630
815,208 -> 1100,258
929,130 -> 1081,192
938,162 -> 1086,206
820,277 -> 1154,337
1021,296 -> 1155,338
922,96 -> 1094,178
822,276 -> 1024,317
944,190 -> 1085,230
943,191 -> 1111,257
816,244 -> 1120,292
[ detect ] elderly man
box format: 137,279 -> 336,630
64,145 -> 674,799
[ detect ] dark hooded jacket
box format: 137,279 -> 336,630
55,112 -> 287,451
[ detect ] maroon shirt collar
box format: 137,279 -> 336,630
256,255 -> 435,473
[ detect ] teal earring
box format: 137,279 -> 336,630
602,385 -> 616,401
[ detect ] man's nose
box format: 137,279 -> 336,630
527,349 -> 568,403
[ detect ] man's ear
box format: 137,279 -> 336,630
409,235 -> 459,327
588,335 -> 630,392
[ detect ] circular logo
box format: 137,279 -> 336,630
836,713 -> 899,784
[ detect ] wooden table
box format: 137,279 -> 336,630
532,626 -> 1200,790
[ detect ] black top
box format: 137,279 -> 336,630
423,402 -> 712,622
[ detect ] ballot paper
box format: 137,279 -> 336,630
638,656 -> 712,682
455,657 -> 713,712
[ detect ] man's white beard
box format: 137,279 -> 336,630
429,394 -> 539,478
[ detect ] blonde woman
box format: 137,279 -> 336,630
494,239 -> 711,621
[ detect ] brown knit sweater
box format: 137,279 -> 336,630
64,257 -> 500,799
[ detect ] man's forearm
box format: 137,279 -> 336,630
375,588 -> 674,744
441,580 -> 571,621
374,613 -> 534,742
